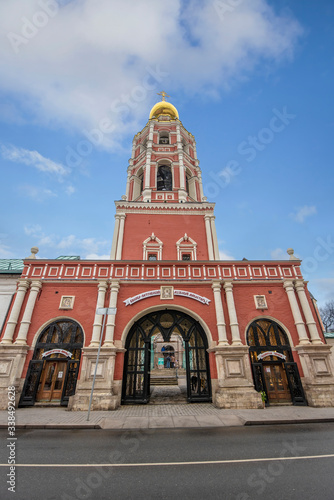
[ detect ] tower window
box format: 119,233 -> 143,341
148,254 -> 157,261
157,165 -> 172,191
182,254 -> 191,261
159,133 -> 169,144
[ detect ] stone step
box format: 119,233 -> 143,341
151,378 -> 178,386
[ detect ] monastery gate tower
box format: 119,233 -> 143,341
1,95 -> 334,410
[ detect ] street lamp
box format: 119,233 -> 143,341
87,307 -> 116,421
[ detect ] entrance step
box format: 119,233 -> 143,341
151,377 -> 178,386
150,385 -> 187,404
151,368 -> 177,376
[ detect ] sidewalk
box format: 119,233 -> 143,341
1,404 -> 334,430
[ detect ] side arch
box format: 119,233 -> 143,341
246,317 -> 306,406
19,318 -> 84,408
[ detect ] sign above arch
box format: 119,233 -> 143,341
257,351 -> 286,361
123,288 -> 210,306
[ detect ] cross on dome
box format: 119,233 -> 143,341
157,91 -> 170,102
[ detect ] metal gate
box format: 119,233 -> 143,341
122,310 -> 211,404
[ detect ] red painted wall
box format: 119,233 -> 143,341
121,213 -> 209,260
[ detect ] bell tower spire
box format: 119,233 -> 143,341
110,97 -> 220,261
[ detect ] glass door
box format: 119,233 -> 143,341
263,364 -> 291,403
36,360 -> 67,402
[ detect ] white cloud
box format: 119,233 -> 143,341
0,0 -> 303,150
85,253 -> 110,260
24,224 -> 42,237
1,144 -> 69,178
311,278 -> 334,306
18,185 -> 58,201
219,249 -> 235,260
271,248 -> 288,260
65,185 -> 75,195
22,224 -> 109,257
0,242 -> 13,258
290,205 -> 317,223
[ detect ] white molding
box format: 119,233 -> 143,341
176,233 -> 197,260
143,233 -> 163,260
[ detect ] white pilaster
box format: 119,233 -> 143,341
125,166 -> 132,200
1,280 -> 29,344
178,152 -> 185,190
115,214 -> 126,260
197,171 -> 205,201
110,215 -> 120,259
295,280 -> 323,344
104,280 -> 120,347
131,139 -> 136,158
176,123 -> 181,145
144,149 -> 152,189
14,281 -> 42,345
283,280 -> 310,345
212,281 -> 228,345
223,281 -> 242,345
89,281 -> 108,347
204,214 -> 214,260
193,140 -> 198,160
210,216 -> 220,261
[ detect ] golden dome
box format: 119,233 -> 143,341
149,100 -> 179,120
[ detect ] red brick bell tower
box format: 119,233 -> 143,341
110,92 -> 220,262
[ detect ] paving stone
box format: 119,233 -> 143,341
195,415 -> 226,427
101,419 -> 125,429
149,417 -> 175,428
122,417 -> 149,429
172,416 -> 199,427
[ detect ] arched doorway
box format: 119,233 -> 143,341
122,310 -> 211,404
247,319 -> 306,406
19,319 -> 83,407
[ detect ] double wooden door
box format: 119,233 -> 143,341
263,364 -> 292,403
36,360 -> 67,402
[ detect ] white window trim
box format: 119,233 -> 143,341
176,234 -> 197,260
143,233 -> 163,260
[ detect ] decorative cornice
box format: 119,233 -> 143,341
114,200 -> 215,213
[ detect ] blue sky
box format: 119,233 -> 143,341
0,0 -> 333,306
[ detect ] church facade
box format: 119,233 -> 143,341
1,96 -> 334,410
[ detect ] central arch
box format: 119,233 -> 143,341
121,310 -> 211,404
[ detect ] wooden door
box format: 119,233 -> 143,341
36,360 -> 67,402
263,364 -> 291,403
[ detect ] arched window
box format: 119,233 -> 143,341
157,164 -> 172,191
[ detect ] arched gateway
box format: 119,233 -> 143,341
122,310 -> 211,404
19,319 -> 83,407
247,319 -> 306,406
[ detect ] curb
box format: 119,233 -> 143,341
1,419 -> 334,430
244,418 -> 334,426
0,424 -> 102,430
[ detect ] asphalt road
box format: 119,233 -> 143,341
1,423 -> 334,500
